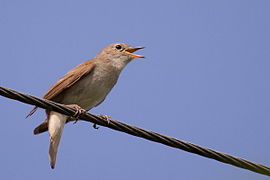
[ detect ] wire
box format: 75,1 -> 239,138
0,86 -> 269,176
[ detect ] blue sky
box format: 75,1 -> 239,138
0,0 -> 270,179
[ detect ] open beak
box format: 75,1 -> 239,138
124,47 -> 145,59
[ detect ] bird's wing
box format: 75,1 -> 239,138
26,59 -> 96,118
43,59 -> 96,100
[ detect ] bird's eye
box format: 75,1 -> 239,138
115,45 -> 122,50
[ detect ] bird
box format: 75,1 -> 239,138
26,43 -> 144,169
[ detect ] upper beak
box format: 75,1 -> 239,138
124,47 -> 145,59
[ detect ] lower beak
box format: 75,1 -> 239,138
124,47 -> 145,59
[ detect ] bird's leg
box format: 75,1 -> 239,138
92,114 -> 111,129
98,115 -> 112,124
96,114 -> 112,127
65,104 -> 86,124
92,123 -> 99,129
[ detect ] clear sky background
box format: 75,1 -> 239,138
0,0 -> 269,179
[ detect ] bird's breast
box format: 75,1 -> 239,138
60,65 -> 120,110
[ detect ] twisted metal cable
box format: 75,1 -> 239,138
0,86 -> 269,176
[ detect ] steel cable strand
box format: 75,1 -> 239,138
0,86 -> 269,176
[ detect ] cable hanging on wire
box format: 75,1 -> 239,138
0,86 -> 269,177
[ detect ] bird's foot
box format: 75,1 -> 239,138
99,114 -> 112,125
93,123 -> 99,129
66,104 -> 86,124
93,114 -> 112,129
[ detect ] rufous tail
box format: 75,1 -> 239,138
48,111 -> 68,169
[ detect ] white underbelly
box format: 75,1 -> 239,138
60,70 -> 118,110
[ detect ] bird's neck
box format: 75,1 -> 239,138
96,56 -> 128,73
111,57 -> 129,71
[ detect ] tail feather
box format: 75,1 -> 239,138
33,118 -> 71,135
48,111 -> 68,169
33,121 -> 48,135
49,137 -> 60,169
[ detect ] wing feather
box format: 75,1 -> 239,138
44,59 -> 95,100
26,59 -> 96,118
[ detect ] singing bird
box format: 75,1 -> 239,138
27,43 -> 144,169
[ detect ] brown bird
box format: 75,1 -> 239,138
27,43 -> 144,169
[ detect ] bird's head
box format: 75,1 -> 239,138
96,43 -> 144,70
